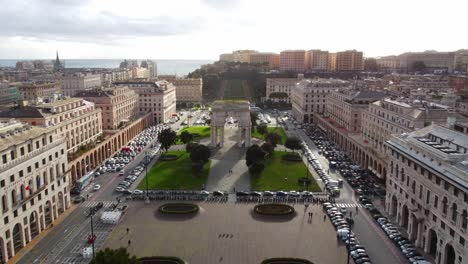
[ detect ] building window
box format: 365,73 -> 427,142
434,196 -> 439,208
442,197 -> 448,215
462,210 -> 468,229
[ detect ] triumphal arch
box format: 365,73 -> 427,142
210,100 -> 252,147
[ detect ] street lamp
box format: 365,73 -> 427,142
88,209 -> 97,259
145,150 -> 150,204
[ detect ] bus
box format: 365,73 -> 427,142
76,171 -> 94,191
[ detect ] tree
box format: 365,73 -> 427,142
412,61 -> 426,72
246,144 -> 265,167
265,132 -> 281,148
261,142 -> 274,156
248,162 -> 265,176
285,137 -> 302,152
186,142 -> 199,153
90,248 -> 137,264
257,124 -> 268,136
250,112 -> 258,127
180,131 -> 193,145
190,144 -> 211,164
158,128 -> 177,153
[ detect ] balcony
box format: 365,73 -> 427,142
18,185 -> 47,208
0,140 -> 64,173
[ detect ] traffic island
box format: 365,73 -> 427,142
261,258 -> 314,264
254,204 -> 295,216
158,203 -> 200,214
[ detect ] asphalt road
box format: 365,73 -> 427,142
281,113 -> 407,264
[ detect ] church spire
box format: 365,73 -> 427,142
54,50 -> 63,72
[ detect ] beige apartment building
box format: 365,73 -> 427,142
101,69 -> 132,87
386,125 -> 468,264
60,73 -> 102,97
0,119 -> 70,263
292,79 -> 350,123
0,98 -> 103,154
336,50 -> 364,71
0,81 -> 19,106
77,87 -> 138,130
328,53 -> 337,72
280,50 -> 309,72
219,50 -> 258,63
17,82 -> 61,103
115,81 -> 176,123
308,50 -> 329,71
171,78 -> 203,104
250,53 -> 280,69
265,74 -> 304,103
219,53 -> 234,62
131,67 -> 150,80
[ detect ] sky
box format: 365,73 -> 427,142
0,0 -> 467,60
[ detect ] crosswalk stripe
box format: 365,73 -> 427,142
332,203 -> 364,208
80,200 -> 114,208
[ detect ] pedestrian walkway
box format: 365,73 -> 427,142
80,200 -> 115,208
333,203 -> 364,208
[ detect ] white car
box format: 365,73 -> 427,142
133,189 -> 144,195
93,184 -> 101,191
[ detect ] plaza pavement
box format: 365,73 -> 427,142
103,201 -> 350,264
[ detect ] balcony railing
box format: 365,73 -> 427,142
0,140 -> 64,173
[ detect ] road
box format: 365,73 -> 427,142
279,111 -> 407,264
17,127 -> 162,264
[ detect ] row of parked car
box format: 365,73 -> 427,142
308,126 -> 430,264
302,142 -> 343,196
323,202 -> 371,264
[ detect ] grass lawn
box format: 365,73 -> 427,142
251,151 -> 321,192
252,127 -> 287,144
224,79 -> 246,99
176,126 -> 210,144
137,151 -> 210,190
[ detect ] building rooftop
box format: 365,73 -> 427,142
0,119 -> 51,151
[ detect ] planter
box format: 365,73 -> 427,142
261,258 -> 314,264
139,256 -> 186,264
254,204 -> 295,216
282,153 -> 302,162
158,203 -> 199,214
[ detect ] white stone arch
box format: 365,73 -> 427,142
211,100 -> 252,147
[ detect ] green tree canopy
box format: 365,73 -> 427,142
265,132 -> 281,148
412,61 -> 426,72
246,144 -> 265,167
186,142 -> 199,153
261,142 -> 274,156
285,137 -> 302,152
158,128 -> 177,152
269,92 -> 289,99
248,162 -> 265,176
190,144 -> 211,164
90,247 -> 137,264
180,131 -> 193,145
257,124 -> 268,135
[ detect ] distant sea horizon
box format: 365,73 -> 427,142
0,59 -> 214,76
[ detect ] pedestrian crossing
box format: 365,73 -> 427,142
80,200 -> 115,208
332,203 -> 364,208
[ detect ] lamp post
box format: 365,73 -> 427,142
145,151 -> 150,204
89,210 -> 96,259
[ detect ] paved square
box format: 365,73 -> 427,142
103,201 -> 350,264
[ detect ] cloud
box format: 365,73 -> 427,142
202,0 -> 240,9
0,0 -> 206,44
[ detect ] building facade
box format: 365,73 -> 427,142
308,50 -> 329,71
279,50 -> 309,72
386,125 -> 468,264
77,87 -> 138,130
265,75 -> 304,103
115,81 -> 176,123
250,53 -> 280,69
336,50 -> 364,72
60,73 -> 102,97
328,53 -> 337,72
0,119 -> 70,263
171,78 -> 203,104
17,82 -> 61,103
0,81 -> 19,106
0,98 -> 103,154
292,79 -> 350,123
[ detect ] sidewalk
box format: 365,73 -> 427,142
8,204 -> 77,264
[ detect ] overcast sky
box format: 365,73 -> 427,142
0,0 -> 466,60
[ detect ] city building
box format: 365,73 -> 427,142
171,78 -> 203,105
141,60 -> 158,79
0,81 -> 20,106
101,69 -> 132,88
336,50 -> 364,71
265,74 -> 304,103
218,50 -> 258,63
404,51 -> 456,73
219,53 -> 234,62
131,67 -> 150,80
60,73 -> 101,97
0,98 -> 103,154
308,50 -> 329,71
454,50 -> 468,73
249,52 -> 280,69
328,53 -> 337,72
77,87 -> 138,130
114,81 -> 176,123
385,125 -> 468,264
0,119 -> 70,263
279,50 -> 309,72
449,75 -> 468,93
0,70 -> 28,82
291,79 -> 350,123
17,82 -> 61,103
